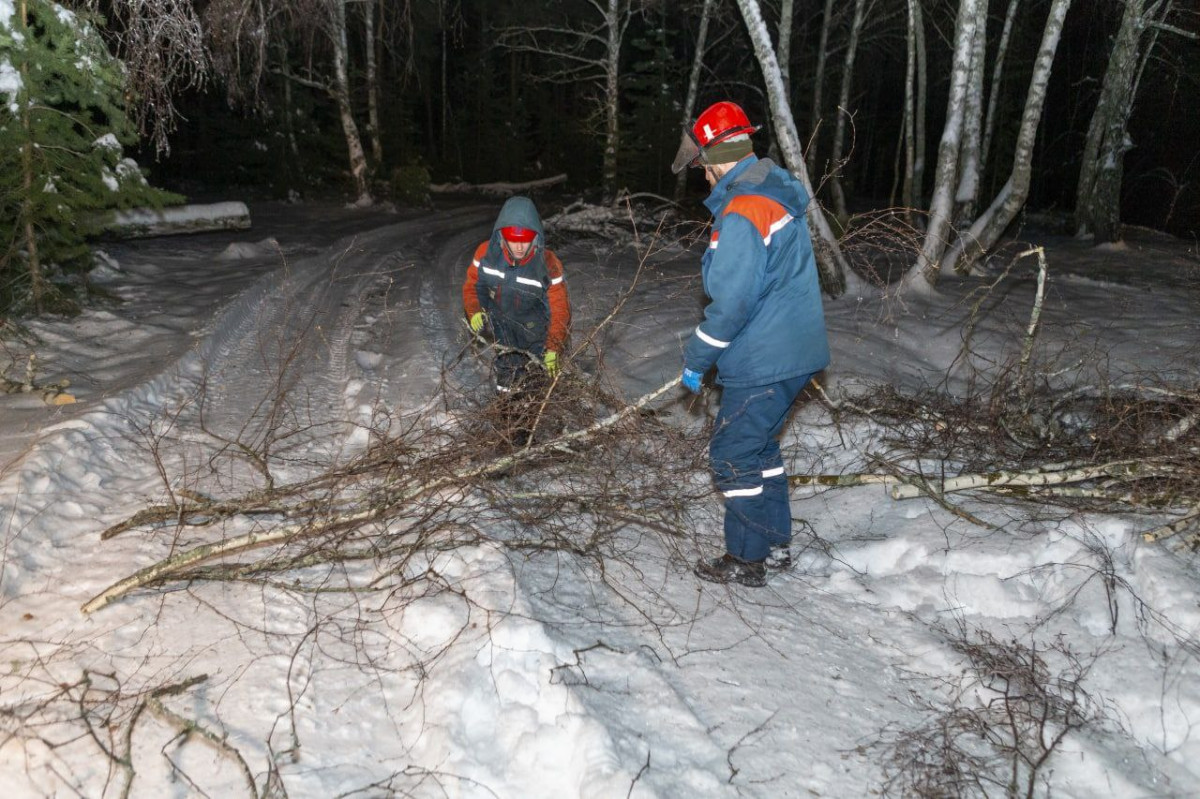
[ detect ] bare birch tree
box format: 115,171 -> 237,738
777,0 -> 795,99
980,0 -> 1022,179
204,0 -> 373,205
901,0 -> 982,292
364,0 -> 383,167
953,0 -> 989,224
828,0 -> 869,222
733,0 -> 865,297
674,0 -> 717,201
940,0 -> 1074,271
1074,0 -> 1194,243
498,0 -> 633,198
83,0 -> 208,154
809,0 -> 838,173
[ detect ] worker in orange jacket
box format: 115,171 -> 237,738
463,196 -> 570,393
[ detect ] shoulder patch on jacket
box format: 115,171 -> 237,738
722,195 -> 794,245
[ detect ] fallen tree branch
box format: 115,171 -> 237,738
890,460 -> 1174,500
1141,505 -> 1200,543
82,376 -> 683,615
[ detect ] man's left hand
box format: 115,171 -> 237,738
681,368 -> 703,393
543,350 -> 559,377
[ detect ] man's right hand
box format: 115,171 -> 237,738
469,311 -> 487,334
681,368 -> 703,394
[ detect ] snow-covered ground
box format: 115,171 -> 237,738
2,202 -> 1198,798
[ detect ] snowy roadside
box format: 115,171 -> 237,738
2,206 -> 1199,798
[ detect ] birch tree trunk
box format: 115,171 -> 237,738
953,0 -> 988,225
980,0 -> 1022,179
829,0 -> 868,222
900,0 -> 981,292
1074,0 -> 1168,243
735,0 -> 864,297
674,0 -> 715,201
365,0 -> 383,167
331,0 -> 372,205
809,0 -> 837,175
901,0 -> 918,218
940,0 -> 1074,271
913,0 -> 928,213
601,0 -> 623,198
777,0 -> 794,99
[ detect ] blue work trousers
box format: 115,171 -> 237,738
709,375 -> 812,561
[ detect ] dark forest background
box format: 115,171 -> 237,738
145,0 -> 1199,238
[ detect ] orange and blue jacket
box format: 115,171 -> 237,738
463,237 -> 569,355
684,155 -> 830,387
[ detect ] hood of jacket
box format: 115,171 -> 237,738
492,196 -> 546,241
704,155 -> 810,219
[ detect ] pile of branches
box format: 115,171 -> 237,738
84,370 -> 710,615
544,192 -> 680,243
821,374 -> 1200,545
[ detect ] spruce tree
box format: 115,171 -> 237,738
0,0 -> 178,314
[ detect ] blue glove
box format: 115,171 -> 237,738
681,368 -> 703,394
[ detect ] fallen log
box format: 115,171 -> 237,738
93,202 -> 252,238
428,174 -> 567,197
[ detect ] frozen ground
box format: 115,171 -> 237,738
2,201 -> 1199,798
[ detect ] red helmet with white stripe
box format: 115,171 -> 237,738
691,101 -> 758,148
671,101 -> 760,173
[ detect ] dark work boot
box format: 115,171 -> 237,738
694,554 -> 768,588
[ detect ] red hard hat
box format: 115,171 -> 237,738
500,225 -> 537,243
691,101 -> 758,148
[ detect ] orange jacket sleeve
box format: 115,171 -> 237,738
462,242 -> 489,319
544,250 -> 570,352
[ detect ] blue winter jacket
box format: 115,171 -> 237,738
683,155 -> 831,387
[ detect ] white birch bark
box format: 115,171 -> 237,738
829,0 -> 868,222
777,0 -> 794,98
900,0 -> 981,292
735,0 -> 866,297
940,0 -> 1073,271
809,0 -> 837,174
365,0 -> 383,167
601,0 -> 623,197
331,0 -> 372,205
674,0 -> 715,201
1074,0 -> 1173,243
913,0 -> 928,212
901,0 -> 918,216
953,0 -> 988,224
980,0 -> 1021,177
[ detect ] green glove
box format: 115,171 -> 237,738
543,350 -> 559,377
469,311 -> 487,334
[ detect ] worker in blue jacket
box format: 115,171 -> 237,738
671,100 -> 831,588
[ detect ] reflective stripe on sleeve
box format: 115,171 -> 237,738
762,466 -> 784,479
762,214 -> 794,246
723,485 -> 764,498
472,259 -> 481,267
695,326 -> 731,348
549,276 -> 564,285
481,266 -> 505,278
515,276 -> 542,288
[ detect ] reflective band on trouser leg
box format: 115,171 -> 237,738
722,485 -> 763,498
722,492 -> 772,561
761,442 -> 790,547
